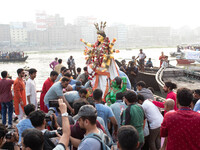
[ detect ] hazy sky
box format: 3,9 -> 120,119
0,0 -> 200,28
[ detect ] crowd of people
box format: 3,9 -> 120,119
0,52 -> 200,150
0,51 -> 25,59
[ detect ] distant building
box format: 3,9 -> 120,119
74,16 -> 97,43
27,30 -> 48,47
36,11 -> 65,31
0,24 -> 11,46
10,22 -> 28,45
36,12 -> 47,31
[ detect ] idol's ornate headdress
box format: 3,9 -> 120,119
94,21 -> 107,37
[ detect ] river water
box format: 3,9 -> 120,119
0,48 -> 177,91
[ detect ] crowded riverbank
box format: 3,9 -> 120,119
1,46 -> 200,150
0,48 -> 177,91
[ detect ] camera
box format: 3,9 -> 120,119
44,128 -> 63,138
57,128 -> 62,135
5,130 -> 15,139
45,107 -> 56,122
49,100 -> 59,108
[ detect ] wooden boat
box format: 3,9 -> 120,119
156,66 -> 200,97
115,59 -> 161,93
0,56 -> 28,62
176,59 -> 195,65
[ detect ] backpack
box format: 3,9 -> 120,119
81,133 -> 111,150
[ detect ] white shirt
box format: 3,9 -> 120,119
26,78 -> 37,109
161,61 -> 168,68
138,53 -> 146,59
142,100 -> 163,129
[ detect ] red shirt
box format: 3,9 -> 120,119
0,78 -> 14,102
159,55 -> 165,67
161,108 -> 200,150
166,91 -> 177,110
152,91 -> 178,113
40,78 -> 54,113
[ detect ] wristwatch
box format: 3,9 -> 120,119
61,112 -> 68,117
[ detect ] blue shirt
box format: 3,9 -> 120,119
16,118 -> 34,143
118,70 -> 131,89
95,103 -> 114,129
194,99 -> 200,112
55,73 -> 62,82
44,82 -> 63,105
64,91 -> 80,103
72,85 -> 84,91
69,79 -> 77,85
110,100 -> 127,128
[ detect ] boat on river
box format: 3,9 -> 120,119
176,50 -> 200,65
170,44 -> 200,57
0,56 -> 28,62
176,59 -> 195,65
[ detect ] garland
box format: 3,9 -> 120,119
84,37 -> 119,80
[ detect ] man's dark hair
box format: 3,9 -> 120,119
136,81 -> 146,88
114,77 -> 122,87
124,90 -> 137,103
61,77 -> 70,82
87,99 -> 95,107
137,94 -> 145,102
165,82 -> 177,90
77,67 -> 81,73
93,89 -> 103,101
1,71 -> 7,78
29,110 -> 45,127
83,67 -> 87,72
116,92 -> 123,100
17,68 -> 24,75
194,89 -> 200,95
22,129 -> 44,150
60,67 -> 67,72
73,99 -> 89,115
64,72 -> 71,78
81,116 -> 97,125
79,88 -> 88,95
58,59 -> 62,64
177,88 -> 193,107
0,124 -> 7,138
29,68 -> 37,75
118,125 -> 139,150
24,104 -> 36,116
50,71 -> 58,76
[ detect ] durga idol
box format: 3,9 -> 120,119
80,21 -> 122,101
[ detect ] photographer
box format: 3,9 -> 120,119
21,99 -> 70,150
29,110 -> 60,150
44,77 -> 74,114
0,124 -> 19,150
0,124 -> 7,148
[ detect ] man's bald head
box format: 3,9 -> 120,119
164,99 -> 175,112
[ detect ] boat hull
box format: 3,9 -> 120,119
0,56 -> 28,62
176,59 -> 195,65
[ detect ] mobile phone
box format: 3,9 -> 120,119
49,100 -> 59,108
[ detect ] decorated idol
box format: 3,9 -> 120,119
80,21 -> 124,101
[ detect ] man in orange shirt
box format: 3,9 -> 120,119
159,52 -> 166,67
13,68 -> 27,121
